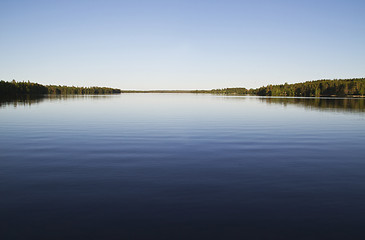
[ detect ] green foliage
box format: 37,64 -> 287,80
46,85 -> 121,94
0,80 -> 48,96
0,80 -> 121,96
207,79 -> 365,97
2,78 -> 364,97
251,78 -> 365,97
210,88 -> 248,95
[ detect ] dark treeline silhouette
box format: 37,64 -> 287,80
120,90 -> 209,93
0,80 -> 121,96
0,80 -> 48,95
2,78 -> 364,97
254,78 -> 365,97
47,85 -> 121,94
211,78 -> 365,97
210,88 -> 248,95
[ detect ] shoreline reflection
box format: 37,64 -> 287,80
0,94 -> 115,108
259,96 -> 365,113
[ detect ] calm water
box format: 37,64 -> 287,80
1,94 -> 365,240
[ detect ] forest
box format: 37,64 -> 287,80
211,78 -> 365,97
1,78 -> 364,97
0,80 -> 121,96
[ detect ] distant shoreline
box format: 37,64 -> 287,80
1,78 -> 364,98
0,80 -> 121,96
116,78 -> 365,98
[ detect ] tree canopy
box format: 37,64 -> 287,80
1,78 -> 364,97
211,78 -> 365,97
0,80 -> 121,96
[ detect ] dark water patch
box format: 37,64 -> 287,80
259,96 -> 365,113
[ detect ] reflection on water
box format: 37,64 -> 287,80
0,94 -> 114,108
0,95 -> 46,108
1,93 -> 365,240
259,96 -> 365,112
2,94 -> 364,113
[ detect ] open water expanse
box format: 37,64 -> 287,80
1,94 -> 365,240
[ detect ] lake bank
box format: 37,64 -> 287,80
1,78 -> 364,98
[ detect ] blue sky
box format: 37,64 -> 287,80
1,0 -> 365,90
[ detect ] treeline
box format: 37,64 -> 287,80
120,90 -> 210,93
2,78 -> 364,97
0,80 -> 121,96
210,88 -> 248,95
0,80 -> 48,95
254,78 -> 365,97
47,85 -> 121,94
212,78 -> 365,97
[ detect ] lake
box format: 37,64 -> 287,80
1,94 -> 365,240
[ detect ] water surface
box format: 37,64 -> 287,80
1,94 -> 365,239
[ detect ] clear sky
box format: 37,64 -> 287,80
1,0 -> 365,90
